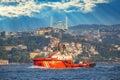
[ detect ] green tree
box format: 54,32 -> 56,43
0,46 -> 9,60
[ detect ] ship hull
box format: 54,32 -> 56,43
33,58 -> 96,69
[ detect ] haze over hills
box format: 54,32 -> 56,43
1,22 -> 120,32
70,24 -> 120,35
70,24 -> 120,30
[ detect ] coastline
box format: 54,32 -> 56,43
8,61 -> 120,65
1,60 -> 120,66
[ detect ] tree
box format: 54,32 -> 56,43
9,49 -> 30,63
0,46 -> 9,60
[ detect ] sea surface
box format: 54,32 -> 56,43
0,63 -> 120,80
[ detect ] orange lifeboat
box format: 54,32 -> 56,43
33,52 -> 96,69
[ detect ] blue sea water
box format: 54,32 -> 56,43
0,63 -> 120,80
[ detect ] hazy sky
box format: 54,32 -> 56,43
0,0 -> 120,31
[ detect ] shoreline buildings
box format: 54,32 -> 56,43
0,59 -> 9,65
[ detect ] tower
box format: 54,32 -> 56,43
50,16 -> 53,27
97,29 -> 101,37
65,16 -> 68,30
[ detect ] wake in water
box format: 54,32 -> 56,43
28,65 -> 81,70
95,63 -> 120,68
96,65 -> 114,68
28,65 -> 49,69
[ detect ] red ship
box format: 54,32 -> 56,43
33,52 -> 96,69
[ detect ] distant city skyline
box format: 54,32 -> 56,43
0,0 -> 120,31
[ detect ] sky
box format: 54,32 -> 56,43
0,0 -> 120,31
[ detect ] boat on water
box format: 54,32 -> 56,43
33,33 -> 96,69
33,52 -> 96,69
